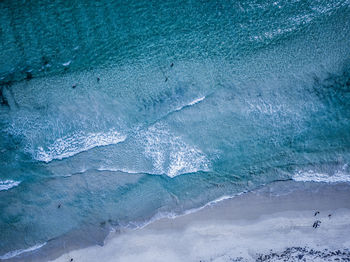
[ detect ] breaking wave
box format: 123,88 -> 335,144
0,242 -> 46,260
0,180 -> 21,191
35,130 -> 126,162
293,167 -> 350,183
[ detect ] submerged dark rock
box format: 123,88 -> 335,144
25,71 -> 33,80
42,56 -> 49,66
0,87 -> 9,107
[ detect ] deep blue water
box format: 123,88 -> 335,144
1,0 -> 350,259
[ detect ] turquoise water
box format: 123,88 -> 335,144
1,0 -> 350,258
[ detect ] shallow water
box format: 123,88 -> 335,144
1,0 -> 350,258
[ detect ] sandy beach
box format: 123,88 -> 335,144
42,181 -> 350,262
1,0 -> 350,261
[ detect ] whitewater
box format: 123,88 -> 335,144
1,0 -> 350,260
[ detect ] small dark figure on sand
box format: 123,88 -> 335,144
97,77 -> 100,82
72,84 -> 77,89
313,220 -> 321,228
170,63 -> 174,67
70,259 -> 73,262
314,211 -> 320,216
58,204 -> 61,209
328,214 -> 332,219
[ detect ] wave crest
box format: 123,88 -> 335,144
35,130 -> 126,162
0,180 -> 21,191
142,124 -> 210,177
0,242 -> 46,260
293,165 -> 350,183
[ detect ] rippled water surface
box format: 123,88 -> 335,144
1,0 -> 350,258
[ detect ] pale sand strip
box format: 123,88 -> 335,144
50,181 -> 350,262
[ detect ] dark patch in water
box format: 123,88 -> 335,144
25,71 -> 33,81
0,86 -> 9,107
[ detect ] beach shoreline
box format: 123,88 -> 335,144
5,180 -> 350,262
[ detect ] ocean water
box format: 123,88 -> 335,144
1,0 -> 350,259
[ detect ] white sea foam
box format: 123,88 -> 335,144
62,60 -> 71,67
177,192 -> 249,218
142,124 -> 209,177
172,194 -> 245,218
0,242 -> 46,260
0,180 -> 21,191
35,130 -> 126,163
97,167 -> 141,174
124,192 -> 247,232
175,96 -> 205,111
187,96 -> 206,106
293,167 -> 350,183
